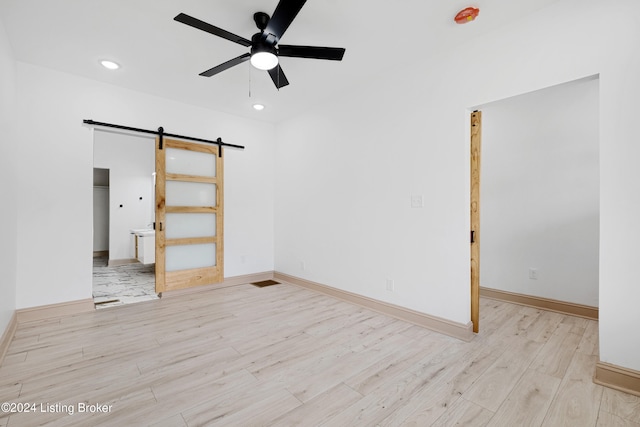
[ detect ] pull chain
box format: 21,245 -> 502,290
248,63 -> 252,98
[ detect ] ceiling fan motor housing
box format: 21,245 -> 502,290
251,33 -> 277,55
252,16 -> 277,47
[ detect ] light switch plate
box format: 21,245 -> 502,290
386,279 -> 395,291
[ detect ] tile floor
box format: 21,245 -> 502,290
92,256 -> 159,308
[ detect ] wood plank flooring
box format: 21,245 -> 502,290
1,282 -> 639,426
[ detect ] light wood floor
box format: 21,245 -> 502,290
1,282 -> 639,426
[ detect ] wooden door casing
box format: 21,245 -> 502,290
470,111 -> 482,333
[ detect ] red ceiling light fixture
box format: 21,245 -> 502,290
454,7 -> 480,24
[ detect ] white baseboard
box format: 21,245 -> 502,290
0,312 -> 18,366
16,299 -> 95,323
275,272 -> 475,342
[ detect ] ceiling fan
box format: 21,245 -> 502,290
174,0 -> 346,89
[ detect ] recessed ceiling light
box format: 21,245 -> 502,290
253,104 -> 265,111
100,60 -> 120,70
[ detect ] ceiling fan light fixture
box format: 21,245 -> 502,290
250,43 -> 278,71
251,51 -> 278,70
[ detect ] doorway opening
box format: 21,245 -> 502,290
470,76 -> 600,331
92,130 -> 159,308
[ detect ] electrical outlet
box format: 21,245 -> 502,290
411,195 -> 424,208
386,279 -> 395,292
529,268 -> 538,280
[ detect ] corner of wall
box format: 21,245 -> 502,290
0,10 -> 19,350
0,312 -> 17,367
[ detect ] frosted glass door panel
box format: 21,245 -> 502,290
166,181 -> 217,207
166,243 -> 216,271
156,138 -> 223,292
166,148 -> 216,177
166,213 -> 216,239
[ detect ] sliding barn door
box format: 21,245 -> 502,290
155,138 -> 223,293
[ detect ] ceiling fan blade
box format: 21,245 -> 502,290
265,0 -> 307,42
175,13 -> 251,47
278,45 -> 345,61
199,53 -> 251,77
268,65 -> 290,89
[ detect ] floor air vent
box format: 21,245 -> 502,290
251,280 -> 280,288
94,299 -> 120,306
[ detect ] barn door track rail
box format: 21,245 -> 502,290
83,119 -> 244,157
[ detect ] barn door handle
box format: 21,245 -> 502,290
470,230 -> 475,244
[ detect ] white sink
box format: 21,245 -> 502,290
130,228 -> 155,237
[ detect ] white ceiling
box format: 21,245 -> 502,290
0,0 -> 562,123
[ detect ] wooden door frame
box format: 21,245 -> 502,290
470,111 -> 481,333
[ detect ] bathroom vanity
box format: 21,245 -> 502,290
130,229 -> 155,265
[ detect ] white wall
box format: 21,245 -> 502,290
276,0 -> 640,371
0,15 -> 17,333
94,131 -> 155,261
13,62 -> 276,309
480,77 -> 599,307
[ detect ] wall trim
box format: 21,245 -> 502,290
594,361 -> 640,397
161,271 -> 275,298
93,250 -> 108,258
480,287 -> 598,320
275,272 -> 475,342
0,312 -> 18,366
16,299 -> 95,323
